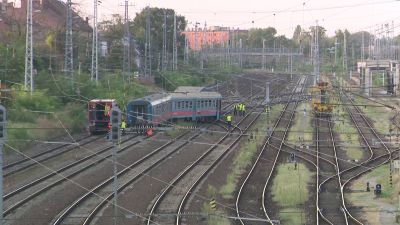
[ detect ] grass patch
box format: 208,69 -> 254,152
347,164 -> 399,225
218,104 -> 284,199
332,105 -> 363,161
287,103 -> 313,146
352,95 -> 393,134
272,163 -> 313,225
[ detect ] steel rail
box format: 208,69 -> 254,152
4,135 -> 104,177
261,76 -> 308,224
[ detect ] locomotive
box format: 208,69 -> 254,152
311,81 -> 333,116
87,99 -> 117,134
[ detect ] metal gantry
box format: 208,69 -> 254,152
144,7 -> 151,76
64,0 -> 74,77
122,0 -> 132,82
343,31 -> 348,79
91,0 -> 99,83
64,0 -> 74,79
172,13 -> 178,70
162,10 -> 167,71
24,0 -> 33,93
312,21 -> 320,84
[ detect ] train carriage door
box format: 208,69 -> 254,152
191,99 -> 195,121
95,102 -> 106,121
217,99 -> 221,120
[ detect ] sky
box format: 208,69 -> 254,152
10,0 -> 400,37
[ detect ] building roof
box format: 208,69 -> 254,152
174,86 -> 205,93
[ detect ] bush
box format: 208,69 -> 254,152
10,90 -> 61,123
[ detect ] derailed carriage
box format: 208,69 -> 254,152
126,91 -> 222,127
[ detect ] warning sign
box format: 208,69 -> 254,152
393,160 -> 400,169
209,198 -> 217,210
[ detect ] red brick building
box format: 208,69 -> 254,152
182,26 -> 248,50
0,0 -> 91,42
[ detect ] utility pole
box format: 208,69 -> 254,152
184,29 -> 189,64
262,39 -> 266,70
0,106 -> 5,225
239,38 -> 243,68
290,48 -> 293,80
122,0 -> 133,83
145,7 -> 151,76
343,31 -> 348,80
312,22 -> 320,84
172,13 -> 178,70
162,10 -> 167,71
361,31 -> 365,61
65,0 -> 74,82
200,22 -> 206,70
91,0 -> 99,84
24,0 -> 33,93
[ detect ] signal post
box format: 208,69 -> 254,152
110,107 -> 121,225
0,105 -> 6,225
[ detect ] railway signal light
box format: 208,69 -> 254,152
110,107 -> 121,142
0,105 -> 6,140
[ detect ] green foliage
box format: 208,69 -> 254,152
155,65 -> 232,91
132,7 -> 187,69
10,90 -> 60,123
0,41 -> 26,84
272,163 -> 313,225
56,103 -> 87,133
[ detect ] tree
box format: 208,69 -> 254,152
292,25 -> 302,45
132,7 -> 187,68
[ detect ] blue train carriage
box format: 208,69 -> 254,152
171,92 -> 222,122
88,99 -> 117,134
126,93 -> 172,126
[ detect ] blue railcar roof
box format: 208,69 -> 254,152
171,92 -> 222,99
174,86 -> 205,93
128,93 -> 171,106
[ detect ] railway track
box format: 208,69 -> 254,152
4,135 -> 104,177
3,133 -> 149,217
339,91 -> 392,225
235,75 -> 308,225
316,116 -> 348,225
314,84 -> 394,225
49,78 -> 259,225
145,107 -> 261,225
6,73 -> 290,224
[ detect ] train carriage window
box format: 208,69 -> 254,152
177,102 -> 181,109
197,101 -> 200,108
185,101 -> 189,109
208,100 -> 212,108
201,100 -> 204,108
189,101 -> 193,108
